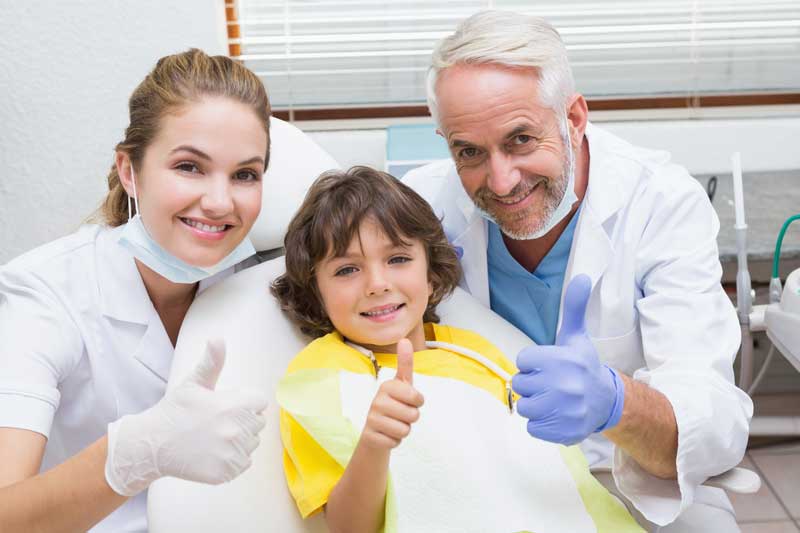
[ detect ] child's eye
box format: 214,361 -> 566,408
334,266 -> 358,277
175,161 -> 201,174
389,256 -> 411,265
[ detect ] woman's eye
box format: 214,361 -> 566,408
175,162 -> 201,174
334,266 -> 357,277
389,256 -> 411,265
235,169 -> 261,182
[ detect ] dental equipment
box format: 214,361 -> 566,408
733,152 -> 800,436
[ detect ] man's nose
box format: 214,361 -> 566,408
486,153 -> 521,197
201,176 -> 234,215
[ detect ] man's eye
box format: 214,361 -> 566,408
458,147 -> 480,160
176,162 -> 201,173
512,134 -> 533,146
235,169 -> 260,182
334,266 -> 357,276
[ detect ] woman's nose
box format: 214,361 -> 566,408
201,177 -> 234,215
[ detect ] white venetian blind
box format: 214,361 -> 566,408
227,0 -> 800,111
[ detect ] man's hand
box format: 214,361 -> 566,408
361,339 -> 424,449
511,274 -> 625,445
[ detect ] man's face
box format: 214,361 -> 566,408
436,64 -> 573,239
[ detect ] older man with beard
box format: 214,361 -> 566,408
403,10 -> 753,532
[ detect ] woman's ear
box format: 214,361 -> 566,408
115,151 -> 135,197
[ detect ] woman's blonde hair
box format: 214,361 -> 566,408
98,48 -> 271,226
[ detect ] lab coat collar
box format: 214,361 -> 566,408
450,174 -> 491,306
581,123 -> 627,225
558,123 -> 626,327
97,224 -> 155,325
96,224 -> 225,382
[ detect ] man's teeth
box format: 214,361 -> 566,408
183,218 -> 226,233
363,305 -> 400,316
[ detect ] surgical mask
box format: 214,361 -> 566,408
118,166 -> 256,284
479,108 -> 578,240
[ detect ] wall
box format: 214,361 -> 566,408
1,2 -> 798,264
305,115 -> 800,178
0,0 -> 226,264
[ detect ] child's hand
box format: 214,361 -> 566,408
361,339 -> 424,450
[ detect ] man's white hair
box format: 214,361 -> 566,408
427,10 -> 575,125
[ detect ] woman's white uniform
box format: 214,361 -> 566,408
0,224 -> 236,532
403,123 -> 754,528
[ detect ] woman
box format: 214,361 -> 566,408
0,49 -> 271,532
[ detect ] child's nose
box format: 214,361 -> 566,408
366,269 -> 390,296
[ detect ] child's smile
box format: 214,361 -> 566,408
315,217 -> 432,353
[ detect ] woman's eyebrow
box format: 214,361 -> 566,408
169,145 -> 264,167
169,145 -> 211,160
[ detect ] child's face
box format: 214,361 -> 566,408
315,217 -> 432,353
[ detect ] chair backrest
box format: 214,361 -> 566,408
147,257 -> 533,532
147,120 -> 533,530
249,117 -> 340,252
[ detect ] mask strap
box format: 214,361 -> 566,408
128,164 -> 140,221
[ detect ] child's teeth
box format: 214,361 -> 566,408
365,306 -> 398,316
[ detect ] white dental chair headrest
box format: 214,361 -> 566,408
249,117 -> 340,252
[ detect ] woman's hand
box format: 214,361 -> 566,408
105,339 -> 268,496
360,339 -> 424,450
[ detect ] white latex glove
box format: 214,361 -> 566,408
105,339 -> 268,496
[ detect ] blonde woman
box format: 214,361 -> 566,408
0,49 -> 271,532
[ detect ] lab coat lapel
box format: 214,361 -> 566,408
96,225 -> 174,382
453,217 -> 490,307
130,315 -> 175,382
559,124 -> 624,330
560,202 -> 612,331
452,182 -> 491,307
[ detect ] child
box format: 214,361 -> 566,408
271,166 -> 641,533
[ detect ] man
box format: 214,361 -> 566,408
404,10 -> 753,531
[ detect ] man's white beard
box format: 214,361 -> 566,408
479,127 -> 577,241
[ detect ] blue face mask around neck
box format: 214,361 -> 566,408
117,166 -> 256,284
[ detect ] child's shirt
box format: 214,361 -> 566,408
277,323 -> 642,533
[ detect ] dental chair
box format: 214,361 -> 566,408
147,119 -> 759,532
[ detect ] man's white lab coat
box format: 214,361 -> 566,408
403,122 -> 753,526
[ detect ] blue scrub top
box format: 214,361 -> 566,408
487,207 -> 581,345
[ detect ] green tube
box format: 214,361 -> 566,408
772,214 -> 800,279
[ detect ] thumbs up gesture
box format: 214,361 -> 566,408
511,275 -> 626,446
361,339 -> 425,450
105,339 -> 269,496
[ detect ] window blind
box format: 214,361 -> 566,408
226,0 -> 800,112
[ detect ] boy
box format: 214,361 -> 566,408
272,166 -> 641,533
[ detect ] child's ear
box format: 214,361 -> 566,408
428,280 -> 434,297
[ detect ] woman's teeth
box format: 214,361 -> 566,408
182,218 -> 227,233
362,305 -> 401,317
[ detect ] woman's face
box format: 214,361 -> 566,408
123,96 -> 267,268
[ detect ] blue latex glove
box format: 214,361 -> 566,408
511,274 -> 625,445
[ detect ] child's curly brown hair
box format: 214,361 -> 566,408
271,166 -> 462,338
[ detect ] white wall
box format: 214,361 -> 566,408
1,2 -> 798,264
0,0 -> 226,264
304,115 -> 800,179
